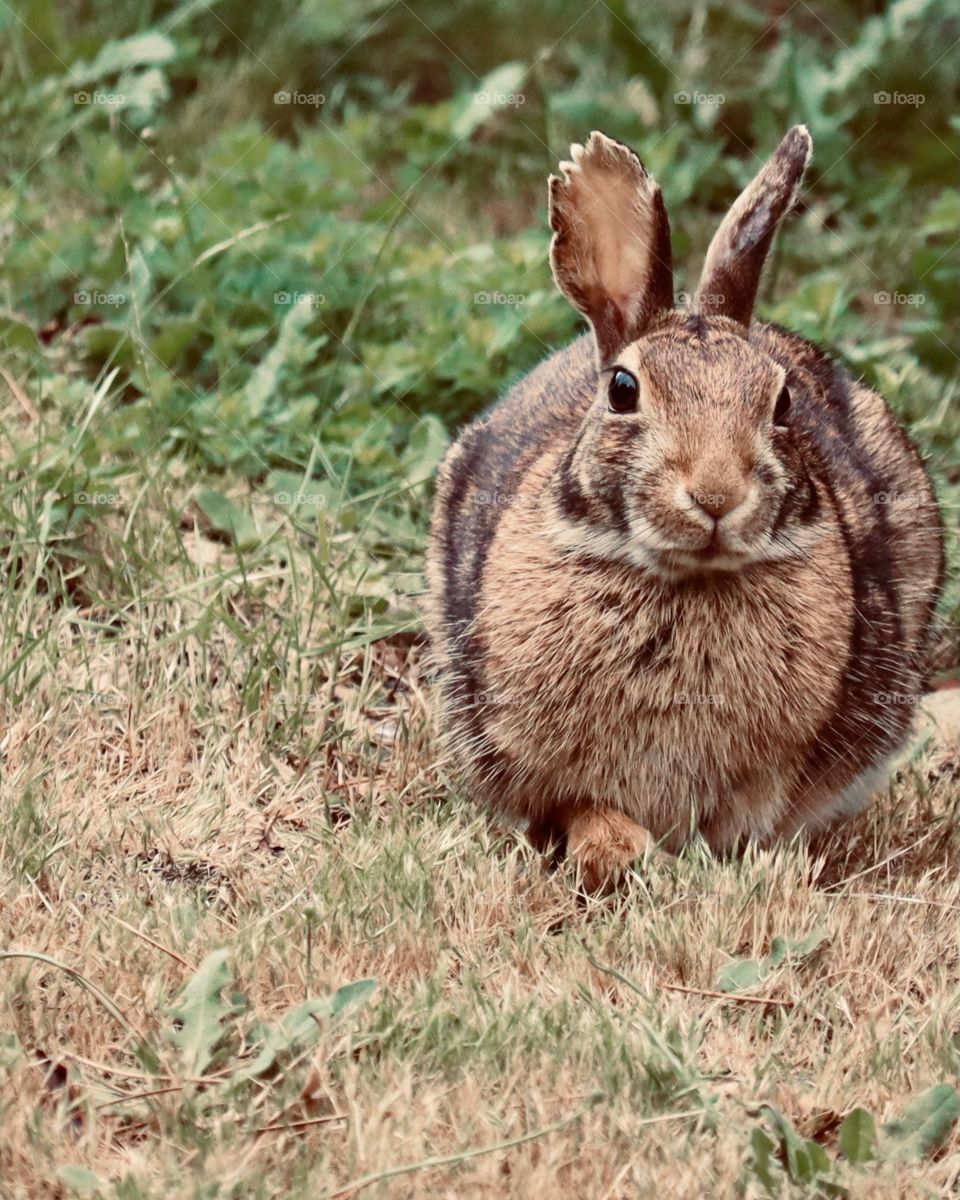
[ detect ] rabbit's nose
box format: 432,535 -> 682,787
685,480 -> 749,520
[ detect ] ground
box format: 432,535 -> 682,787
2,515 -> 960,1196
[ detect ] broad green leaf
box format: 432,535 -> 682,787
920,189 -> 960,237
839,1107 -> 876,1164
762,1107 -> 844,1192
0,1031 -> 24,1070
327,977 -> 376,1017
59,1165 -> 105,1194
775,928 -> 829,962
0,313 -> 39,354
167,949 -> 238,1076
195,489 -> 260,550
242,296 -> 318,418
716,956 -> 768,993
883,1083 -> 960,1159
767,1106 -> 817,1182
79,324 -> 136,368
399,414 -> 449,487
245,978 -> 376,1077
749,1126 -> 780,1193
717,929 -> 827,993
267,470 -> 335,514
804,1139 -> 833,1177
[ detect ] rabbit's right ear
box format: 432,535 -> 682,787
549,132 -> 673,364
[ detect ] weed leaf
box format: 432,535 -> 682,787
749,1125 -> 781,1193
245,978 -> 376,1077
717,929 -> 827,993
167,949 -> 238,1076
883,1083 -> 960,1159
838,1107 -> 876,1164
195,490 -> 260,550
59,1165 -> 106,1195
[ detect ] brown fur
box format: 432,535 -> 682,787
696,126 -> 812,325
426,129 -> 944,889
565,806 -> 655,892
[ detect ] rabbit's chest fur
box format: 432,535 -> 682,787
471,467 -> 853,846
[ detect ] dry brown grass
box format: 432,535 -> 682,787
2,494 -> 960,1200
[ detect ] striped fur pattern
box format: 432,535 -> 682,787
425,128 -> 944,884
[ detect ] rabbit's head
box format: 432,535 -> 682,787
547,127 -> 814,578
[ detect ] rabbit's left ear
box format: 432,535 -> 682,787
549,132 -> 674,364
695,125 -> 812,327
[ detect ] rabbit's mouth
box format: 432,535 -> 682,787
643,523 -> 762,575
653,545 -> 752,576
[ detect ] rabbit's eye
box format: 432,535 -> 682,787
608,369 -> 639,414
773,384 -> 791,426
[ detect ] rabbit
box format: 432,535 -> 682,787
425,126 -> 944,890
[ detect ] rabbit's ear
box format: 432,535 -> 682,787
695,125 -> 812,327
549,132 -> 673,363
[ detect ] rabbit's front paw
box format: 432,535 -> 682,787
566,807 -> 653,892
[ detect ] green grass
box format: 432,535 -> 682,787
2,0 -> 960,1195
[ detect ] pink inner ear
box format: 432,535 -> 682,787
610,291 -> 634,314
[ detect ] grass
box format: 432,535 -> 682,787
4,554 -> 960,1196
2,0 -> 960,1195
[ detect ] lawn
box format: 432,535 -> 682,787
2,0 -> 960,1196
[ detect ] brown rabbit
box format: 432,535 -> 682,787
426,126 -> 944,890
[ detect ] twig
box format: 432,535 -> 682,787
825,832 -> 935,891
327,1102 -> 704,1199
66,1052 -> 229,1087
96,1085 -> 186,1109
254,1113 -> 348,1134
587,953 -> 794,1010
0,365 -> 38,421
65,1054 -> 169,1083
846,891 -> 960,913
661,982 -> 795,1009
109,914 -> 196,970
